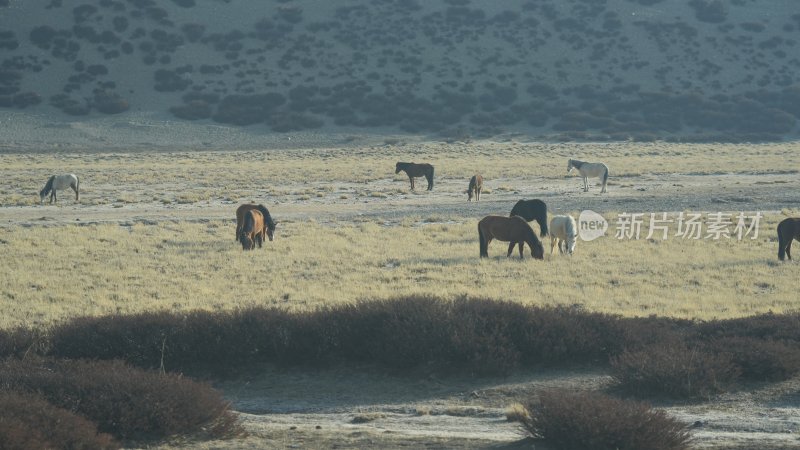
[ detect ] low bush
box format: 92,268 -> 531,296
610,343 -> 739,399
0,390 -> 118,449
4,298 -> 800,400
523,389 -> 691,450
0,358 -> 239,441
708,337 -> 800,382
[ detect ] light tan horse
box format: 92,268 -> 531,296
467,174 -> 483,201
549,215 -> 577,255
478,215 -> 544,259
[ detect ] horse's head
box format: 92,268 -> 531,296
266,222 -> 277,241
39,191 -> 46,204
395,162 -> 402,174
566,235 -> 576,255
467,188 -> 473,201
531,240 -> 545,260
567,159 -> 574,173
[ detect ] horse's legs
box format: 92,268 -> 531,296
787,240 -> 792,260
583,177 -> 588,192
550,237 -> 557,255
559,240 -> 565,254
518,242 -> 524,259
507,242 -> 515,257
50,190 -> 56,204
476,187 -> 480,201
409,176 -> 415,190
71,183 -> 79,201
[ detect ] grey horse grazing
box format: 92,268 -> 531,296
39,174 -> 80,204
568,159 -> 608,193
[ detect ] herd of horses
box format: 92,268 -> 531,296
37,159 -> 800,260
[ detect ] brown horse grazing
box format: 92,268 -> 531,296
467,174 -> 482,201
777,217 -> 800,261
235,204 -> 276,242
395,162 -> 434,191
478,215 -> 544,260
239,209 -> 265,250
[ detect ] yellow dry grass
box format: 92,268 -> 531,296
1,141 -> 798,330
0,212 -> 795,330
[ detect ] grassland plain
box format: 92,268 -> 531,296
0,141 -> 798,328
2,140 -> 800,449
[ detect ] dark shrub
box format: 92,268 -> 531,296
12,92 -> 42,108
523,389 -> 691,450
708,337 -> 800,382
0,358 -> 239,441
689,0 -> 727,23
93,90 -> 129,114
50,93 -> 90,115
698,312 -> 800,342
611,343 -> 739,399
153,69 -> 191,92
0,391 -> 118,449
0,327 -> 41,358
29,25 -> 58,49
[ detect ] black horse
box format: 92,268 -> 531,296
509,199 -> 548,237
395,162 -> 434,191
777,217 -> 800,261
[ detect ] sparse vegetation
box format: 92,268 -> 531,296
523,389 -> 691,450
0,358 -> 239,442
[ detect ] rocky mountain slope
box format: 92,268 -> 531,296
1,0 -> 799,141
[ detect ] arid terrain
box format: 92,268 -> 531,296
2,120 -> 799,448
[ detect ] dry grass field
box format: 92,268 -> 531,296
0,141 -> 798,329
2,140 -> 800,449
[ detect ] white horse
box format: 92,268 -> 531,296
567,159 -> 608,193
549,215 -> 577,255
39,174 -> 79,204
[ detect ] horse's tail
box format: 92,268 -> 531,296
778,224 -> 786,260
75,175 -> 80,201
478,222 -> 488,258
428,166 -> 435,190
539,204 -> 549,237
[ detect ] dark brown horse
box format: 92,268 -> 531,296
239,209 -> 265,250
510,199 -> 548,237
778,217 -> 800,260
478,215 -> 544,260
235,204 -> 276,242
468,174 -> 482,201
395,162 -> 434,191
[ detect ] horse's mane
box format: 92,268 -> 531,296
570,159 -> 585,168
40,176 -> 55,197
257,204 -> 276,229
